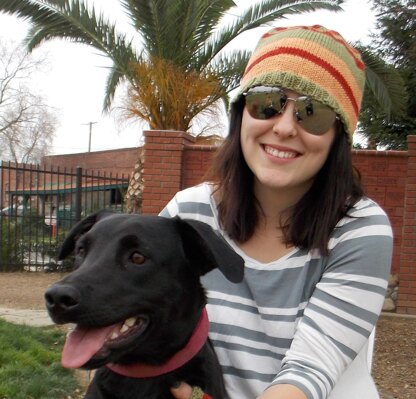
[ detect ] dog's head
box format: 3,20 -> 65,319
45,211 -> 244,370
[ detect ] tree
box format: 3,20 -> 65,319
0,0 -> 346,133
0,0 -> 350,212
0,40 -> 57,163
357,0 -> 416,149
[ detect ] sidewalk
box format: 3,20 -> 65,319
0,307 -> 53,327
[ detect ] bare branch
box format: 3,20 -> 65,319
0,39 -> 57,163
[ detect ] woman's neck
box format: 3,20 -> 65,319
235,181 -> 310,263
253,180 -> 310,225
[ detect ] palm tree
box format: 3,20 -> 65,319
0,0 -> 346,129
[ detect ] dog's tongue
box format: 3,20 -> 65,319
61,323 -> 120,368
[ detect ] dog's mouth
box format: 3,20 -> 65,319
61,315 -> 149,369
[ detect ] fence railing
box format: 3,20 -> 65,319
0,161 -> 130,271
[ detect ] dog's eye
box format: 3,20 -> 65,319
76,246 -> 86,257
130,252 -> 145,265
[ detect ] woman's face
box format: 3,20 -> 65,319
240,89 -> 336,197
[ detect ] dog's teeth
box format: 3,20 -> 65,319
120,324 -> 130,333
125,317 -> 137,327
111,331 -> 120,340
119,317 -> 137,334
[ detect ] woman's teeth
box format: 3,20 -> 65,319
265,146 -> 297,159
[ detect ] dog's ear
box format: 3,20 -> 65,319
175,217 -> 244,283
58,210 -> 115,260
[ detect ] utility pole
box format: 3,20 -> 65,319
83,121 -> 97,152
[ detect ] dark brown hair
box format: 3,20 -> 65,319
206,97 -> 363,255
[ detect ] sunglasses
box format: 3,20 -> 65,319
243,86 -> 338,135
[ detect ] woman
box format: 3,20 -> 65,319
162,25 -> 393,399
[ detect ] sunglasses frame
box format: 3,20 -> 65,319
242,86 -> 338,135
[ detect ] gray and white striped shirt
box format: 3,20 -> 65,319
160,183 -> 393,399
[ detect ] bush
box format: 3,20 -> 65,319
0,217 -> 23,271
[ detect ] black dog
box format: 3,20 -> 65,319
44,211 -> 244,399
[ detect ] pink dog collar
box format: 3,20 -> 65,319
106,308 -> 209,378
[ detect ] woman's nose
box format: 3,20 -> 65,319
272,101 -> 298,137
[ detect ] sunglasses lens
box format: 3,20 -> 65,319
295,101 -> 337,135
244,89 -> 337,135
245,91 -> 285,120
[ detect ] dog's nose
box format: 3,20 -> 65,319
45,284 -> 81,314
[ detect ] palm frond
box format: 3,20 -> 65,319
199,0 -> 343,66
103,67 -> 125,112
208,50 -> 252,94
119,0 -> 164,56
186,0 -> 235,53
120,0 -> 235,67
237,0 -> 342,31
0,0 -> 139,107
123,56 -> 225,131
358,45 -> 407,119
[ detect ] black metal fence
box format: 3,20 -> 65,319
0,161 -> 130,271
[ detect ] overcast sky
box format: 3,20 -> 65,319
0,0 -> 377,155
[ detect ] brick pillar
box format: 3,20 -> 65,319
397,135 -> 416,314
141,130 -> 195,215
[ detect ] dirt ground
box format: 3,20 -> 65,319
0,272 -> 415,399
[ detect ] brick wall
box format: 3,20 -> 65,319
140,131 -> 416,313
42,147 -> 141,176
141,130 -> 195,214
397,136 -> 416,313
352,150 -> 407,274
183,145 -> 217,188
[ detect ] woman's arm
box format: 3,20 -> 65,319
270,200 -> 393,398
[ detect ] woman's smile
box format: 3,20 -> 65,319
263,144 -> 300,161
240,105 -> 335,194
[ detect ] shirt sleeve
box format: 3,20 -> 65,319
159,195 -> 179,218
270,200 -> 393,399
159,184 -> 217,227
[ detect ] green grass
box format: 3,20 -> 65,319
0,319 -> 81,399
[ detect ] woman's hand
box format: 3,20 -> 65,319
170,382 -> 307,399
171,382 -> 193,399
170,382 -> 213,399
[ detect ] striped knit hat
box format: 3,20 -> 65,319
235,25 -> 366,140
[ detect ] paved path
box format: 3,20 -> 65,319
0,307 -> 53,327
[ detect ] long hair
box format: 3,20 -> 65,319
206,97 -> 363,255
